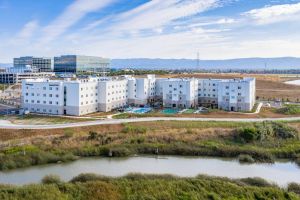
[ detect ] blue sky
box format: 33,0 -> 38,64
1,0 -> 300,62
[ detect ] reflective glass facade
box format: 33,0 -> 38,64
13,57 -> 52,72
54,55 -> 110,73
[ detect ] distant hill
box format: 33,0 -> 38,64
111,57 -> 300,70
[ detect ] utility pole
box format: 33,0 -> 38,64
197,52 -> 200,68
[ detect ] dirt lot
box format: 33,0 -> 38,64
159,73 -> 300,102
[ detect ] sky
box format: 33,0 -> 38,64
1,0 -> 300,62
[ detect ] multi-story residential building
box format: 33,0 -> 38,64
162,78 -> 198,108
22,79 -> 65,115
21,75 -> 256,116
217,78 -> 256,112
127,75 -> 156,106
54,55 -> 110,73
198,79 -> 221,108
98,78 -> 128,112
13,56 -> 52,72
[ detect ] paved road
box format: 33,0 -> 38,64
1,117 -> 300,130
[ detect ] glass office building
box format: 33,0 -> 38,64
54,55 -> 110,73
13,57 -> 52,72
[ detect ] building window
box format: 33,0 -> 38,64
49,87 -> 52,90
49,101 -> 53,104
49,94 -> 52,97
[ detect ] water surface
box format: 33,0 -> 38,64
0,156 -> 299,186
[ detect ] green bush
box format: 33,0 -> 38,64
239,177 -> 274,187
42,175 -> 62,184
238,154 -> 255,163
288,182 -> 300,195
238,122 -> 299,142
88,131 -> 98,140
0,150 -> 78,171
239,127 -> 258,142
70,173 -> 109,183
271,122 -> 298,139
277,105 -> 300,115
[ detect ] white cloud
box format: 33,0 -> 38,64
102,0 -> 219,33
16,20 -> 38,40
244,2 -> 300,24
40,0 -> 116,43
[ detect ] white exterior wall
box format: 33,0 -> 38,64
98,79 -> 128,112
217,78 -> 256,111
64,78 -> 99,115
22,79 -> 64,115
162,78 -> 198,108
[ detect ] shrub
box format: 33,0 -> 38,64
238,154 -> 255,163
239,177 -> 273,187
122,124 -> 147,134
82,181 -> 121,200
296,158 -> 300,167
108,147 -> 131,157
271,122 -> 298,139
42,175 -> 62,184
88,131 -> 98,140
288,182 -> 300,195
239,127 -> 258,142
277,105 -> 300,115
70,173 -> 109,183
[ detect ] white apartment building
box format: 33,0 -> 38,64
198,79 -> 221,108
22,80 -> 65,115
217,78 -> 256,112
127,75 -> 156,105
22,75 -> 256,116
162,78 -> 198,109
98,79 -> 128,112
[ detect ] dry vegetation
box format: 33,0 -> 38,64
0,115 -> 94,125
159,73 -> 300,102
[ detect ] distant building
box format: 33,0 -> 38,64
21,75 -> 256,116
54,55 -> 110,73
13,57 -> 52,72
0,72 -> 54,84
